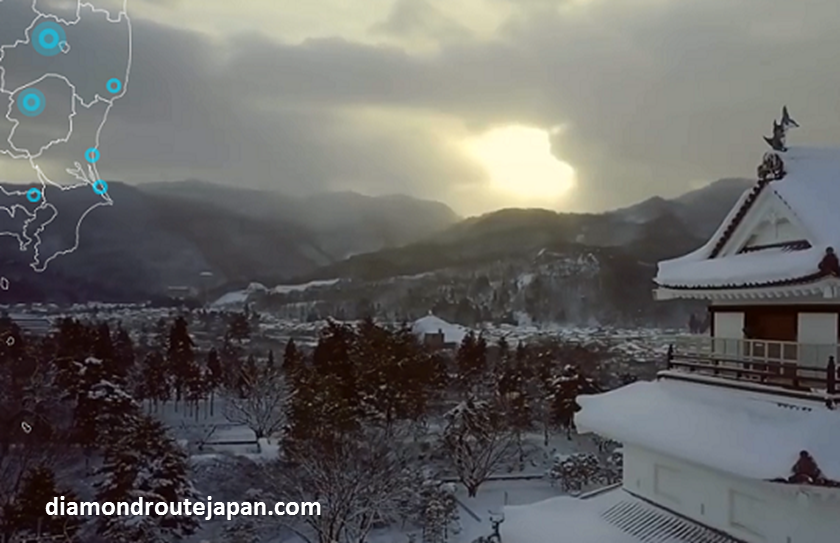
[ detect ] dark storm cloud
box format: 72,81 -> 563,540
5,0 -> 840,213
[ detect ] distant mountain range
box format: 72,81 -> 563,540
140,181 -> 460,260
288,177 -> 752,284
0,181 -> 460,303
0,176 -> 753,317
228,177 -> 750,327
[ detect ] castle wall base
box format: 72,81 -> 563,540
622,444 -> 838,543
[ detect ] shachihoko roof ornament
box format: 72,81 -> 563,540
763,105 -> 799,152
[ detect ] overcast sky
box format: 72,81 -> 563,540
3,0 -> 840,216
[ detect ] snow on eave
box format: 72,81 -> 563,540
770,146 -> 840,248
656,183 -> 757,275
575,379 -> 840,482
656,142 -> 840,288
654,246 -> 822,289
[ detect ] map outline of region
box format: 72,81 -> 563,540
0,0 -> 132,273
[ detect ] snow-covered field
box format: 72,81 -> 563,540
149,389 -> 616,543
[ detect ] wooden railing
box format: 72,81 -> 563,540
666,336 -> 839,397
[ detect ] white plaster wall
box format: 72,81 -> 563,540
714,312 -> 744,338
720,192 -> 808,257
797,313 -> 837,369
622,445 -> 839,543
713,311 -> 744,357
747,219 -> 800,246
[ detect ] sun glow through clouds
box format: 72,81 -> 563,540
464,125 -> 576,207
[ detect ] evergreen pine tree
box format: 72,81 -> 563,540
549,365 -> 600,439
56,357 -> 113,447
93,322 -> 118,377
455,332 -> 477,395
222,518 -> 260,543
86,376 -> 141,448
220,335 -> 241,387
96,415 -> 199,541
284,364 -> 319,455
394,323 -> 439,423
419,479 -> 459,543
55,317 -> 91,361
167,316 -> 197,402
112,324 -> 135,378
282,338 -> 302,381
496,336 -> 510,368
0,316 -> 30,404
355,316 -> 399,423
311,321 -> 360,431
139,350 -> 170,405
227,311 -> 251,343
153,317 -> 168,350
455,332 -> 488,396
2,466 -> 80,540
206,348 -> 223,390
497,341 -> 516,398
266,348 -> 275,369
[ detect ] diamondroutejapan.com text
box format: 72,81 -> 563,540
46,496 -> 321,521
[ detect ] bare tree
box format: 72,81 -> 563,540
441,399 -> 516,497
222,365 -> 290,448
265,425 -> 417,543
177,421 -> 218,453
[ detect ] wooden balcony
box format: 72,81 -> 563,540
665,337 -> 840,405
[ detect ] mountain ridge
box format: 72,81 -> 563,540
219,177 -> 751,327
0,181 -> 461,302
281,177 -> 753,286
0,176 -> 754,307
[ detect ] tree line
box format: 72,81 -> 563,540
0,311 -> 617,543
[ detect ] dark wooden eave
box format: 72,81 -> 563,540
738,240 -> 811,254
709,179 -> 771,259
655,270 -> 828,291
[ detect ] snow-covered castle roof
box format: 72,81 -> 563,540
576,378 -> 840,482
502,487 -> 744,543
656,138 -> 840,294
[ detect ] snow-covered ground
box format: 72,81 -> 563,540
160,390 -> 613,543
212,279 -> 343,307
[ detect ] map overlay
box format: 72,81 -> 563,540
0,0 -> 131,272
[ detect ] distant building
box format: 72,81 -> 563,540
8,313 -> 52,335
412,313 -> 467,350
199,271 -> 214,305
167,285 -> 197,299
